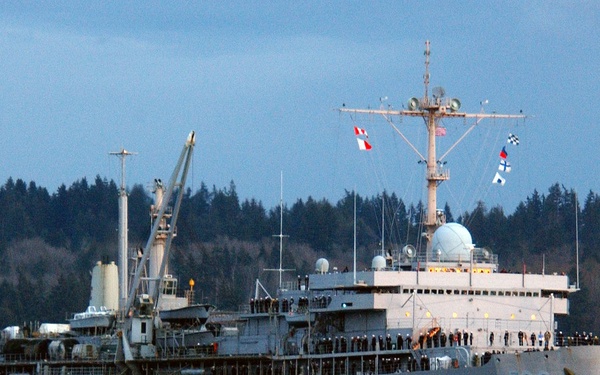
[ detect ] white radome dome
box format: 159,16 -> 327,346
372,255 -> 386,270
431,223 -> 474,262
315,258 -> 329,273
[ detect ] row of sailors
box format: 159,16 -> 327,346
514,330 -> 552,348
310,335 -> 397,354
564,331 -> 600,346
249,295 -> 332,314
306,330 -> 600,354
308,330 -> 477,354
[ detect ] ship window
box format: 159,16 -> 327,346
141,321 -> 147,334
526,292 -> 532,297
498,291 -> 504,296
519,292 -> 525,297
431,289 -> 437,294
482,290 -> 489,296
475,290 -> 481,295
461,290 -> 467,295
424,289 -> 430,294
468,290 -> 474,295
454,290 -> 459,295
511,291 -> 518,296
533,292 -> 539,297
542,291 -> 566,299
417,289 -> 423,294
446,290 -> 452,295
490,291 -> 496,296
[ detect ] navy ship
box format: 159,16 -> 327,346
1,42 -> 598,375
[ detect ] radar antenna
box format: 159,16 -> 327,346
338,40 -> 527,254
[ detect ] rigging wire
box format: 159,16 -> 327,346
348,111 -> 427,251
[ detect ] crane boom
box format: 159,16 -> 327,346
124,131 -> 196,316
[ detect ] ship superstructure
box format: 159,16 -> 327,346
1,43 -> 598,375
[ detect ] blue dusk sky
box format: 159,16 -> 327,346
0,2 -> 598,216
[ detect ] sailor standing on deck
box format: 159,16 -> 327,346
397,333 -> 403,350
544,331 -> 551,350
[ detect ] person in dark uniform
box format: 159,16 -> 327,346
397,333 -> 404,350
418,333 -> 425,349
489,332 -> 494,346
440,331 -> 447,347
530,332 -> 536,347
448,332 -> 454,347
518,331 -> 524,346
504,330 -> 509,346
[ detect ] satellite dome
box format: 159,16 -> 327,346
431,223 -> 474,262
372,255 -> 386,271
315,258 -> 329,274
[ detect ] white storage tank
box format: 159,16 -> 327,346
89,261 -> 119,311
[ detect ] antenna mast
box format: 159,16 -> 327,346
575,191 -> 580,289
265,172 -> 293,290
339,40 -> 527,254
424,40 -> 430,105
109,148 -> 137,311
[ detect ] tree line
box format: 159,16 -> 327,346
0,176 -> 598,333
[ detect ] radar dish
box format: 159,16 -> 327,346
432,86 -> 446,99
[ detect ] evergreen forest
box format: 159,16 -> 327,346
0,176 -> 599,336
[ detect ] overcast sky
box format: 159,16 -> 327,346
0,2 -> 598,217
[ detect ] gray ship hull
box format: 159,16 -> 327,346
478,346 -> 600,375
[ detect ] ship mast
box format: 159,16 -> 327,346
339,40 -> 526,253
110,148 -> 136,311
265,172 -> 293,290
